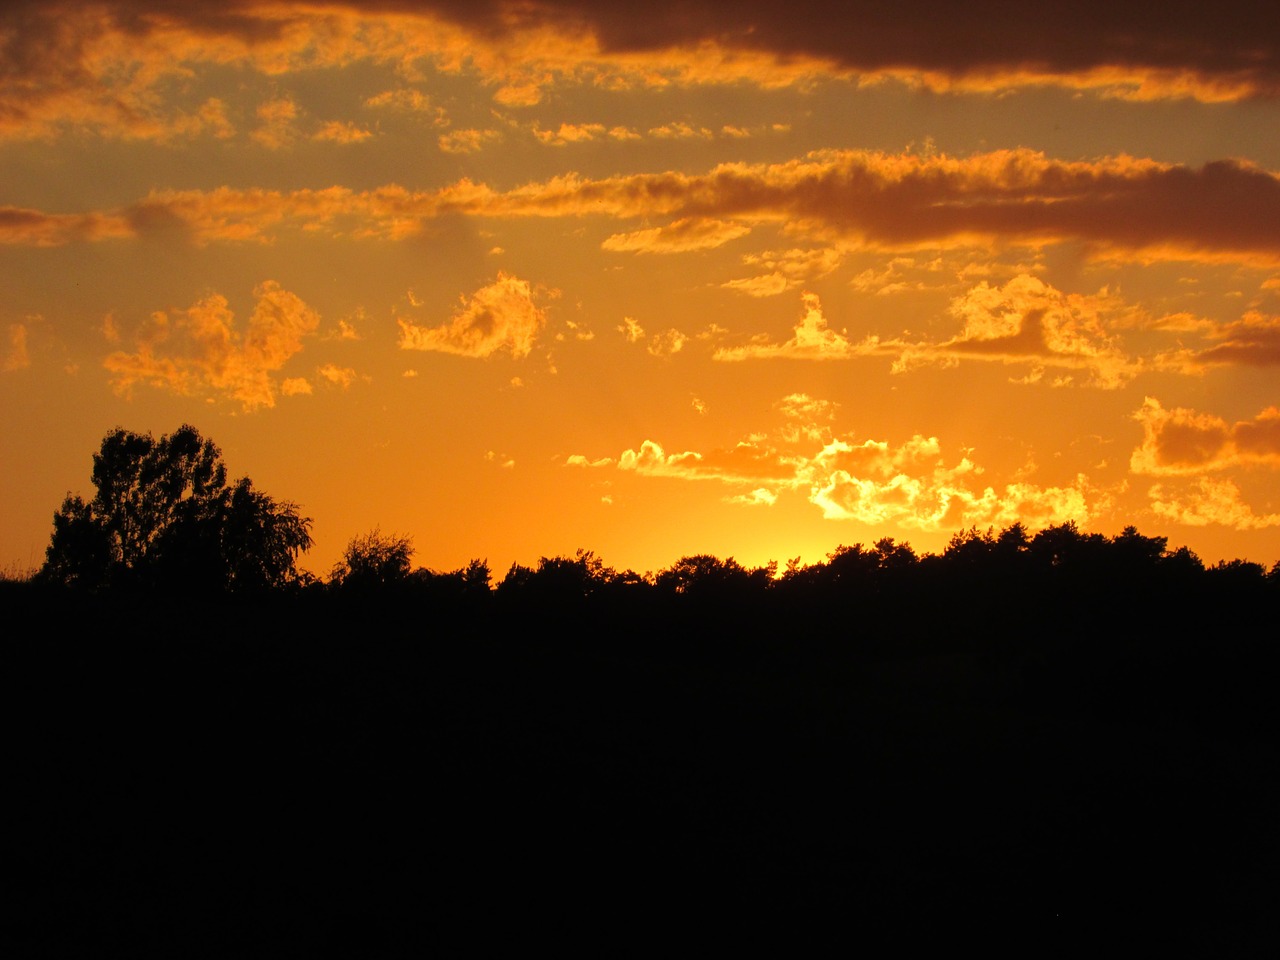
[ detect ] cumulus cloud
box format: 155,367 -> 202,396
1131,398 -> 1280,475
646,329 -> 687,357
251,97 -> 300,150
313,120 -> 373,143
714,292 -> 887,361
1149,477 -> 1280,530
902,274 -> 1139,387
618,317 -> 645,343
533,122 -> 608,145
397,273 -> 549,358
438,129 -> 503,153
568,394 -> 1096,531
103,281 -> 321,411
317,363 -> 357,388
717,277 -> 1140,387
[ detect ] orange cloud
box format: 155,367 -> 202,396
0,207 -> 134,246
103,280 -> 321,410
919,275 -> 1137,387
602,217 -> 750,253
438,129 -> 503,153
317,363 -> 357,388
533,122 -> 608,145
2,2 -> 1273,145
13,150 -> 1279,268
1131,398 -> 1280,475
251,97 -> 300,149
1158,311 -> 1280,372
713,292 -> 890,361
313,120 -> 373,144
3,323 -> 30,371
718,277 -> 1142,388
397,273 -> 549,359
1149,478 -> 1280,530
569,393 -> 1098,531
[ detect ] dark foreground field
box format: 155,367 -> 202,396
5,584 -> 1279,953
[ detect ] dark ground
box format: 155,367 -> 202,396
5,588 -> 1278,954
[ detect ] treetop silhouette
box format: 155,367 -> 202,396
39,424 -> 312,591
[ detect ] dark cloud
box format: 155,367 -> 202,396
5,1 -> 1276,97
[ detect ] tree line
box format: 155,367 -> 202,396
22,424 -> 1280,603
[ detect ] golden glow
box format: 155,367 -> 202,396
4,1 -> 1280,579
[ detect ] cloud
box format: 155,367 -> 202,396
0,207 -> 133,246
1149,477 -> 1280,530
103,280 -> 321,411
364,89 -> 448,122
718,277 -> 1140,387
438,129 -> 503,153
602,218 -> 750,253
646,329 -> 687,357
1158,311 -> 1280,372
251,97 -> 300,149
533,122 -> 608,145
397,273 -> 549,358
313,120 -> 373,143
317,363 -> 357,388
909,274 -> 1138,387
3,323 -> 30,371
714,292 -> 887,361
1131,398 -> 1280,475
12,148 -> 1273,272
14,151 -> 1280,268
281,377 -> 312,396
618,317 -> 645,343
728,488 -> 778,506
725,248 -> 843,296
649,122 -> 714,140
616,316 -> 687,356
722,273 -> 789,298
569,394 -> 1097,532
2,2 -> 1273,145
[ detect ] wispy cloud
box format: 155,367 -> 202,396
14,151 -> 1280,268
2,3 -> 1272,143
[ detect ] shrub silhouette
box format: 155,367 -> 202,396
39,424 -> 312,591
330,528 -> 415,590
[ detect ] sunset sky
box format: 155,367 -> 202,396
4,1 -> 1280,579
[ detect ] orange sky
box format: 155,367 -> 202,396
4,0 -> 1280,579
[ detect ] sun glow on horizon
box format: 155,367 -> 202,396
4,1 -> 1280,580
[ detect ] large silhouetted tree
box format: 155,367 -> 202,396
39,425 -> 312,591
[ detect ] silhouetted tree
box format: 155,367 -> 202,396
39,425 -> 312,591
330,528 -> 414,590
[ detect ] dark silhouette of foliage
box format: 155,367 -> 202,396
39,425 -> 312,591
12,513 -> 1280,951
329,528 -> 415,590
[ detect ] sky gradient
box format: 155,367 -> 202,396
4,0 -> 1280,579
